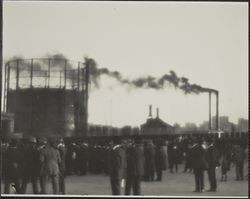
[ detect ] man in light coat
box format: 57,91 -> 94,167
40,138 -> 61,194
109,136 -> 127,195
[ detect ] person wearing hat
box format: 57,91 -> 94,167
37,137 -> 47,193
144,139 -> 156,181
155,142 -> 167,181
205,137 -> 220,192
40,138 -> 61,194
3,139 -> 22,194
109,136 -> 127,195
125,136 -> 145,195
183,140 -> 193,173
56,137 -> 67,194
76,141 -> 89,176
21,137 -> 40,194
190,136 -> 208,193
232,144 -> 245,181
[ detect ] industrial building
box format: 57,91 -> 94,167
2,58 -> 89,138
1,58 -> 246,141
141,105 -> 175,135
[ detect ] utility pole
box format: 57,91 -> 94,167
84,59 -> 89,136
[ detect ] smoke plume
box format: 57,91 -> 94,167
85,57 -> 217,94
6,54 -> 217,94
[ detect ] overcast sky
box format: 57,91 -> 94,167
3,1 -> 248,128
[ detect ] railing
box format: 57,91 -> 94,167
3,58 -> 87,112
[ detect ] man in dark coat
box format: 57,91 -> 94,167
171,142 -> 182,173
167,140 -> 174,173
125,136 -> 145,195
40,138 -> 61,194
103,145 -> 111,175
57,138 -> 67,194
183,141 -> 193,173
155,143 -> 167,181
205,138 -> 220,192
37,137 -> 47,193
3,139 -> 22,194
232,144 -> 245,181
144,139 -> 156,181
109,136 -> 127,195
21,137 -> 40,194
77,142 -> 89,176
65,142 -> 77,175
190,137 -> 208,193
167,140 -> 181,173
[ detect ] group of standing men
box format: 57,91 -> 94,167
190,137 -> 220,193
1,135 -> 247,195
2,137 -> 67,194
109,136 -> 145,195
109,135 -> 247,195
108,136 -> 212,195
189,136 -> 246,193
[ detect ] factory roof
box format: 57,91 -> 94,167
141,116 -> 173,129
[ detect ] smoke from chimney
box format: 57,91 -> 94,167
86,57 -> 217,95
6,54 -> 217,95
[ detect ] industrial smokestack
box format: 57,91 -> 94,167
215,91 -> 219,130
209,91 -> 211,130
156,108 -> 159,118
85,59 -> 90,136
149,105 -> 152,118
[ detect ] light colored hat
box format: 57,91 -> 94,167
28,137 -> 37,143
39,137 -> 47,144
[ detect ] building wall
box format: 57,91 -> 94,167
211,116 -> 233,132
1,112 -> 15,140
237,118 -> 248,132
7,88 -> 86,137
141,127 -> 174,135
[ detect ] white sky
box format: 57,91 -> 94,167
2,1 -> 248,128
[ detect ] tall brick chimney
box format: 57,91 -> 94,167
215,91 -> 219,130
209,91 -> 212,130
148,105 -> 152,118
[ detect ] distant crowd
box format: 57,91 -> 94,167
1,135 -> 248,195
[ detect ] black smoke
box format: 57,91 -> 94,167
6,54 -> 217,94
85,57 -> 217,94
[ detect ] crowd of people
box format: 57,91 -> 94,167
0,135 -> 248,195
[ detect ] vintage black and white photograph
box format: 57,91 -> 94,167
0,1 -> 248,197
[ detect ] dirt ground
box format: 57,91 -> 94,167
1,163 -> 248,197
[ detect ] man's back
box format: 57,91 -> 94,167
4,145 -> 22,179
233,145 -> 245,163
127,144 -> 145,177
40,145 -> 61,175
206,145 -> 219,168
109,145 -> 127,179
190,144 -> 207,170
57,144 -> 67,173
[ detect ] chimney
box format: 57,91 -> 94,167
215,90 -> 219,130
209,91 -> 211,130
156,108 -> 159,118
148,105 -> 152,118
